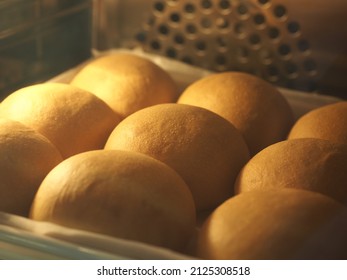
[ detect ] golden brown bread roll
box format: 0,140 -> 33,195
235,138 -> 347,206
288,101 -> 347,144
30,149 -> 196,252
178,72 -> 294,155
70,53 -> 179,118
196,189 -> 347,260
0,83 -> 120,159
105,103 -> 250,212
0,118 -> 62,216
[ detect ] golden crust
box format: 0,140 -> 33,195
70,53 -> 179,118
196,189 -> 347,260
30,149 -> 196,252
0,118 -> 62,216
288,101 -> 347,144
0,83 -> 120,158
178,72 -> 294,155
234,138 -> 347,206
105,103 -> 250,211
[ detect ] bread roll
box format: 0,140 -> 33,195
105,103 -> 250,211
70,53 -> 179,118
235,138 -> 347,206
30,149 -> 196,252
196,189 -> 347,259
288,101 -> 347,144
178,72 -> 294,155
0,83 -> 120,158
0,118 -> 62,216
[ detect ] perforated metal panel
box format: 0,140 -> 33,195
131,0 -> 347,97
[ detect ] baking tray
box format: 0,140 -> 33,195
0,211 -> 191,260
0,48 -> 341,260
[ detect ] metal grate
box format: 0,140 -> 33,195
135,0 -> 320,92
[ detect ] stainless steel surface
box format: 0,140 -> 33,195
0,0 -> 92,99
3,0 -> 346,97
126,0 -> 347,97
92,0 -> 153,50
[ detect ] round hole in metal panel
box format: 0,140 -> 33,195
150,40 -> 161,50
268,26 -> 280,40
153,1 -> 165,13
219,0 -> 231,13
237,4 -> 249,17
196,40 -> 207,52
267,65 -> 280,81
174,34 -> 185,45
278,44 -> 291,57
201,0 -> 213,9
186,23 -> 198,34
297,39 -> 310,52
287,21 -> 300,35
216,36 -> 228,51
166,48 -> 177,58
253,13 -> 266,27
135,32 -> 147,43
215,54 -> 227,66
158,24 -> 170,36
237,46 -> 250,61
184,3 -> 196,14
273,5 -> 287,19
169,12 -> 181,24
249,33 -> 262,48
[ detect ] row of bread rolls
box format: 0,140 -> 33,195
0,52 -> 346,258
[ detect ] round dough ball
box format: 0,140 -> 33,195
70,53 -> 179,118
105,103 -> 250,211
0,118 -> 62,216
196,189 -> 347,260
288,101 -> 347,144
30,149 -> 196,252
234,138 -> 347,206
0,83 -> 120,158
178,72 -> 294,155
